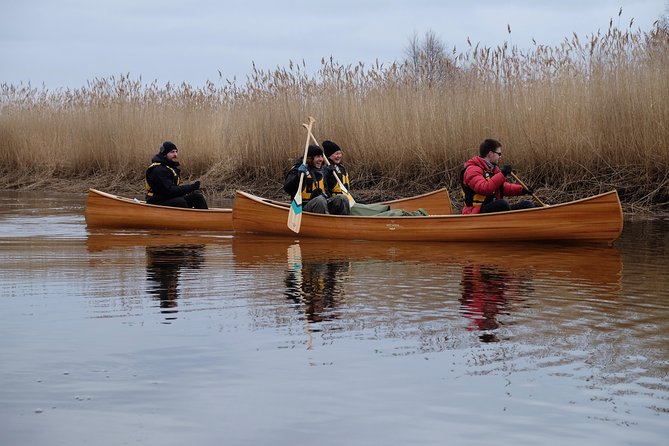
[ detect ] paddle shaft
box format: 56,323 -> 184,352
511,172 -> 547,207
287,117 -> 315,232
302,124 -> 355,206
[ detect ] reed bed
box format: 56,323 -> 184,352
1,21 -> 668,212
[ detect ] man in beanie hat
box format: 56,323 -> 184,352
145,140 -> 208,209
283,144 -> 350,215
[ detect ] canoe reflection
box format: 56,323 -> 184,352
145,245 -> 205,321
233,236 -> 622,342
86,230 -> 232,252
232,236 -> 622,284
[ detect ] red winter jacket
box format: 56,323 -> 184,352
461,156 -> 524,214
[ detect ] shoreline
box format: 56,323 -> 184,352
4,180 -> 664,217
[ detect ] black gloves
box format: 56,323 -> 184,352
192,180 -> 201,190
310,188 -> 324,199
521,188 -> 534,195
325,165 -> 335,173
501,165 -> 512,177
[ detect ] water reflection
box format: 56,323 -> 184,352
233,236 -> 623,345
86,230 -> 232,253
234,236 -> 622,279
284,243 -> 349,324
145,244 -> 205,321
459,264 -> 531,342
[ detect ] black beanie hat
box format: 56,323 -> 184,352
160,141 -> 178,155
322,140 -> 341,158
306,144 -> 323,158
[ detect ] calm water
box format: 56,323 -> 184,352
1,191 -> 668,446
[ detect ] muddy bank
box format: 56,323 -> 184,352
2,174 -> 660,216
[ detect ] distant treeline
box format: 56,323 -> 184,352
1,21 -> 668,212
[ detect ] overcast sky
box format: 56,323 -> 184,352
0,0 -> 666,89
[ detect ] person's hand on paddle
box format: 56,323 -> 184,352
521,187 -> 534,195
310,188 -> 325,199
192,180 -> 201,190
325,165 -> 335,173
297,164 -> 309,175
501,165 -> 512,177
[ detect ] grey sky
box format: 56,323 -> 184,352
0,0 -> 665,89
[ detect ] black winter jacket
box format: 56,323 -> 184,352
145,154 -> 197,203
283,159 -> 326,201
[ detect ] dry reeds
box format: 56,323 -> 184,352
1,20 -> 667,212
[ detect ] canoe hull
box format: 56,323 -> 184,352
232,190 -> 624,244
84,189 -> 233,231
84,188 -> 452,231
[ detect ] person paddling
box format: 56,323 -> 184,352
145,141 -> 208,209
283,144 -> 350,215
322,140 -> 355,201
461,139 -> 535,214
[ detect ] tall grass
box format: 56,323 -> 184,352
1,21 -> 668,211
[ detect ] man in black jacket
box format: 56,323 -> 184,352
145,141 -> 208,209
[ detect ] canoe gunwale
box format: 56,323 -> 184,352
246,187 -> 452,211
87,189 -> 231,213
382,187 -> 451,206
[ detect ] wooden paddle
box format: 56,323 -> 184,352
302,124 -> 356,207
287,117 -> 315,233
511,172 -> 547,207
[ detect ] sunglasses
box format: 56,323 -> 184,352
493,152 -> 502,156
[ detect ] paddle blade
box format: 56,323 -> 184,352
288,118 -> 314,233
287,243 -> 303,270
287,195 -> 303,233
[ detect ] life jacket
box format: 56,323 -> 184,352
301,170 -> 325,202
329,164 -> 350,196
145,162 -> 179,198
460,166 -> 499,208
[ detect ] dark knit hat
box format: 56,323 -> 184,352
322,140 -> 341,158
160,141 -> 178,155
306,144 -> 323,158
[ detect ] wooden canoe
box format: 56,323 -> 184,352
84,188 -> 452,230
84,189 -> 234,230
232,190 -> 624,244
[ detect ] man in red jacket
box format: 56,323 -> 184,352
461,139 -> 535,214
